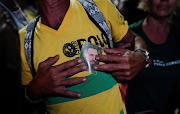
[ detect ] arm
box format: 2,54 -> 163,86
116,29 -> 147,51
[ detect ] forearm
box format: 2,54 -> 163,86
116,29 -> 147,51
115,29 -> 148,68
134,36 -> 147,50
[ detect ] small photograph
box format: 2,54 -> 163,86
79,41 -> 104,75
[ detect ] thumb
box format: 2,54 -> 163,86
41,55 -> 59,67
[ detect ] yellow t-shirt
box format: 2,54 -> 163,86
19,0 -> 128,113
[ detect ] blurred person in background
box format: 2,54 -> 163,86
0,2 -> 21,114
0,0 -> 29,30
15,0 -> 39,21
125,0 -> 180,114
170,2 -> 180,25
111,0 -> 148,25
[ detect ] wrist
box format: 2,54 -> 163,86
25,86 -> 43,103
134,48 -> 149,68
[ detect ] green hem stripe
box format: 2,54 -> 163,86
44,71 -> 117,105
120,110 -> 124,114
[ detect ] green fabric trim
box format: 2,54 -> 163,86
120,110 -> 124,114
44,71 -> 117,105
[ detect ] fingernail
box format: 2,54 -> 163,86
82,78 -> 87,82
78,59 -> 82,63
54,55 -> 58,58
77,94 -> 81,97
93,66 -> 98,70
96,56 -> 99,60
82,65 -> 88,70
127,43 -> 131,47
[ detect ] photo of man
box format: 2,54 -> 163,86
80,41 -> 103,74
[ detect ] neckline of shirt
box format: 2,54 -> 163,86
37,0 -> 74,36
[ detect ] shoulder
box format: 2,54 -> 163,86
19,26 -> 27,59
19,25 -> 27,41
19,15 -> 40,42
93,0 -> 128,42
93,0 -> 116,13
93,0 -> 111,5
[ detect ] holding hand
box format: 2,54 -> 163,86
93,48 -> 146,83
27,55 -> 88,100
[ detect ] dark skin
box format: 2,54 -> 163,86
28,55 -> 88,99
27,0 -> 147,100
38,0 -> 70,30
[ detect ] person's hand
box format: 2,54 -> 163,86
115,42 -> 131,49
93,48 -> 146,83
27,55 -> 88,99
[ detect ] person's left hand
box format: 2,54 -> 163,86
93,48 -> 146,83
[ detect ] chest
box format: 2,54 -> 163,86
33,20 -> 110,72
137,42 -> 180,84
144,29 -> 169,45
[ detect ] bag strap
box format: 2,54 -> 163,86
24,15 -> 40,76
24,0 -> 113,76
77,0 -> 113,48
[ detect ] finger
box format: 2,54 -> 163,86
116,43 -> 125,47
60,88 -> 82,98
39,55 -> 59,67
104,48 -> 128,55
54,58 -> 84,72
114,76 -> 131,83
116,43 -> 131,49
112,71 -> 130,77
59,77 -> 87,86
95,54 -> 129,63
112,71 -> 134,82
56,65 -> 88,78
93,64 -> 130,72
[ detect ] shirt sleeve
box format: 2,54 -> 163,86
94,0 -> 129,43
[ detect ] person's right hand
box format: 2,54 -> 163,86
27,55 -> 88,100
